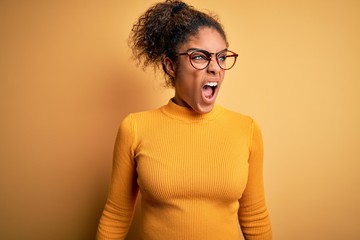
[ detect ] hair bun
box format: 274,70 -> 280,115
129,0 -> 227,87
171,2 -> 187,16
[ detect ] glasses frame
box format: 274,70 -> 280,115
177,48 -> 238,70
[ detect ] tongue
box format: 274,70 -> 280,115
203,86 -> 212,98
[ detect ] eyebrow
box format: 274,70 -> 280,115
186,48 -> 228,54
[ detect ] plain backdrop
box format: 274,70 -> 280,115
1,0 -> 359,239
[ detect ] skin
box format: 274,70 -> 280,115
164,27 -> 227,114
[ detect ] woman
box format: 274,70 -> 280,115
97,1 -> 272,239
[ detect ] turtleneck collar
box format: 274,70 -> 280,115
160,98 -> 223,123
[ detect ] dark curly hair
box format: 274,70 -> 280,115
129,0 -> 227,87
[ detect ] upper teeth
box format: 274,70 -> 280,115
206,82 -> 218,87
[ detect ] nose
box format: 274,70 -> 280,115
206,55 -> 221,74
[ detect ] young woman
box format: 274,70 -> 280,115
97,1 -> 272,239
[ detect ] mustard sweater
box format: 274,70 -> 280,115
97,100 -> 272,240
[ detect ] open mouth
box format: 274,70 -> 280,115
202,82 -> 218,101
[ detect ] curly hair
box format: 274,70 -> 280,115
128,0 -> 227,87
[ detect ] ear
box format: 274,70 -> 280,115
163,57 -> 176,78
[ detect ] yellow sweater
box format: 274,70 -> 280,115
97,100 -> 272,240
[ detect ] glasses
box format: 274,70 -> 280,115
177,48 -> 238,70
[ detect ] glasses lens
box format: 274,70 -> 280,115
189,51 -> 210,70
217,51 -> 237,70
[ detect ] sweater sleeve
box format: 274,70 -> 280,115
238,120 -> 272,240
97,114 -> 139,240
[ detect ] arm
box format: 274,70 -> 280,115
238,120 -> 272,240
97,115 -> 139,240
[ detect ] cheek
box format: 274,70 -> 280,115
183,72 -> 204,93
220,74 -> 225,83
175,66 -> 200,89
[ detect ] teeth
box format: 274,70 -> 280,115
205,82 -> 218,87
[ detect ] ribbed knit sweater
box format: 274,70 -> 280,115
97,99 -> 272,240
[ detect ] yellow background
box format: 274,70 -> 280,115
1,1 -> 359,239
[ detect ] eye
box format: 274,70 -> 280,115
190,51 -> 209,62
217,53 -> 227,62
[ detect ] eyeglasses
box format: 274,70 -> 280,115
177,48 -> 238,70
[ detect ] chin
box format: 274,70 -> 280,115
193,103 -> 214,114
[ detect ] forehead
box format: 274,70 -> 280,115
178,27 -> 227,53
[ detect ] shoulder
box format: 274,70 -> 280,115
219,105 -> 255,126
124,107 -> 163,122
218,105 -> 263,137
119,107 -> 165,132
